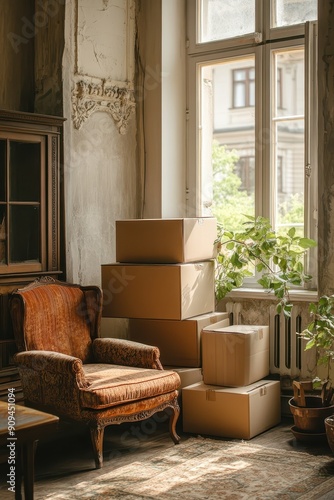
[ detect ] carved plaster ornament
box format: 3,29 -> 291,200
72,79 -> 136,134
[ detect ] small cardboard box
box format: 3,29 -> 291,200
202,324 -> 269,387
129,312 -> 230,367
115,218 -> 217,263
101,261 -> 215,320
165,367 -> 203,406
182,380 -> 281,439
165,367 -> 203,391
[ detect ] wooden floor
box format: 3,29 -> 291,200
0,413 -> 333,497
28,415 -> 334,479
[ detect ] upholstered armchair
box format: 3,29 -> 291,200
9,277 -> 181,468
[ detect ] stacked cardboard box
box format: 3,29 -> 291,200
101,218 -> 227,389
182,323 -> 281,439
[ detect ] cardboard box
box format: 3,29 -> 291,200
165,367 -> 203,391
165,367 -> 203,406
202,324 -> 269,387
129,312 -> 230,367
115,218 -> 217,263
101,261 -> 215,320
182,380 -> 281,439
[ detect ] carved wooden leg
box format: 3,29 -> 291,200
90,425 -> 105,469
169,402 -> 181,444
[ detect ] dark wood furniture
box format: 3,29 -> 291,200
0,109 -> 65,401
0,401 -> 59,500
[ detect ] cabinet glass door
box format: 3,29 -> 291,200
0,134 -> 44,272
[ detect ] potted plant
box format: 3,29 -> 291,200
298,296 -> 334,443
215,216 -> 334,438
215,215 -> 316,318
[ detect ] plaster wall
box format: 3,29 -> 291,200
136,0 -> 162,217
136,0 -> 187,218
318,0 -> 334,297
62,0 -> 137,288
161,0 -> 187,217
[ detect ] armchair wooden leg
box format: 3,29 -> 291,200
90,425 -> 105,469
169,404 -> 181,444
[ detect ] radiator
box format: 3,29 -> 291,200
225,302 -> 316,379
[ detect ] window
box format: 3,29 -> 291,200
232,68 -> 255,108
235,156 -> 255,194
186,0 -> 317,285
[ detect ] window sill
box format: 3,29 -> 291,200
225,287 -> 318,303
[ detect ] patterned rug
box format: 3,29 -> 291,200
36,437 -> 334,500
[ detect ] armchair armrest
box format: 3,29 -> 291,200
92,338 -> 163,370
14,351 -> 89,389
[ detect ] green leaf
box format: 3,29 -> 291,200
223,231 -> 234,239
309,303 -> 317,314
305,339 -> 316,350
298,238 -> 317,248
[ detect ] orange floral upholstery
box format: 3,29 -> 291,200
10,278 -> 181,469
19,285 -> 93,362
81,364 -> 180,409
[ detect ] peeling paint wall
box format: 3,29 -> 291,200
63,0 -> 138,287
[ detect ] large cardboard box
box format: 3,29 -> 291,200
202,324 -> 269,387
101,261 -> 215,320
115,218 -> 217,263
182,380 -> 281,439
129,312 -> 230,367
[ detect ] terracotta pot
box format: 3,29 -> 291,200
289,396 -> 334,433
325,416 -> 334,453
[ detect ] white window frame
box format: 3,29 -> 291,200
186,0 -> 318,290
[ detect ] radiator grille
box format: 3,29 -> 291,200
225,302 -> 316,378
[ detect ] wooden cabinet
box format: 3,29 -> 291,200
0,110 -> 65,400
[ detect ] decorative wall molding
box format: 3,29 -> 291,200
71,78 -> 136,133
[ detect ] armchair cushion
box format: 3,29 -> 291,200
19,284 -> 93,362
80,364 -> 180,410
92,338 -> 163,369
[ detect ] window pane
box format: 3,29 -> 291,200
0,140 -> 5,201
275,120 -> 304,237
9,205 -> 40,263
200,0 -> 255,43
0,205 -> 6,265
275,49 -> 304,117
272,0 -> 317,28
9,141 -> 40,202
234,83 -> 246,107
273,48 -> 305,237
200,57 -> 255,232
